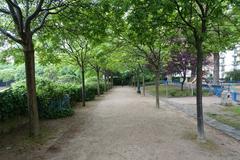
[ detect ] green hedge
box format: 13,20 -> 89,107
0,79 -> 111,122
0,87 -> 27,121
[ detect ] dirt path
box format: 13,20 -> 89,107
37,86 -> 240,160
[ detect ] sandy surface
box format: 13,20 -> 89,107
39,87 -> 240,160
1,87 -> 240,160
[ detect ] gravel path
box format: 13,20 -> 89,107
41,87 -> 240,160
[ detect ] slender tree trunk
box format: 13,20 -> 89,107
96,67 -> 100,96
111,73 -> 114,88
104,74 -> 107,92
155,71 -> 160,109
195,39 -> 205,140
81,65 -> 86,106
191,67 -> 196,78
213,53 -> 220,85
137,71 -> 141,94
181,73 -> 186,91
107,75 -> 110,89
142,75 -> 145,96
132,76 -> 135,88
23,37 -> 39,137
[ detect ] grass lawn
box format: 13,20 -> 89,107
146,85 -> 211,97
207,106 -> 240,130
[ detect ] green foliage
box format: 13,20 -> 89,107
0,86 -> 27,121
225,70 -> 240,81
0,77 -> 111,122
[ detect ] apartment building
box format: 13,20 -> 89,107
220,45 -> 240,79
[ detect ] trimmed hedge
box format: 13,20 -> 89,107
0,87 -> 27,121
0,79 -> 111,122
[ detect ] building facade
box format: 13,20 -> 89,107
220,45 -> 240,79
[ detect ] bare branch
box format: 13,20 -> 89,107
26,0 -> 44,26
0,8 -> 10,14
0,27 -> 23,44
172,0 -> 196,31
195,0 -> 205,17
31,11 -> 49,34
5,0 -> 19,27
31,4 -> 68,34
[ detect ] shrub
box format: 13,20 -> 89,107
35,80 -> 74,119
0,87 -> 27,121
0,79 -> 111,122
85,84 -> 97,101
0,80 -> 74,121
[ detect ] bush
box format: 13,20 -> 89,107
35,80 -> 74,119
0,79 -> 111,122
0,80 -> 74,121
0,87 -> 27,121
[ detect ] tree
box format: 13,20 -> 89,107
89,44 -> 107,96
60,35 -> 90,107
171,0 -> 235,140
167,52 -> 196,91
110,0 -> 172,108
89,42 -> 121,95
205,16 -> 239,85
0,0 -> 67,136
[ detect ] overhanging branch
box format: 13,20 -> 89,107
0,27 -> 23,44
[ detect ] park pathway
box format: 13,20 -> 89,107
42,87 -> 240,160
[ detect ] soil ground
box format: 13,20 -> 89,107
1,87 -> 240,160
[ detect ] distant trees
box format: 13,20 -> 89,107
61,35 -> 90,107
111,0 -> 171,108
167,51 -> 211,91
167,52 -> 196,91
225,70 -> 240,82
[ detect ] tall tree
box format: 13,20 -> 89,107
60,35 -> 90,107
0,0 -> 67,136
111,0 -> 172,108
89,43 -> 114,96
171,0 -> 235,140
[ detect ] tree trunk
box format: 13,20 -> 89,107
132,76 -> 135,87
155,71 -> 160,109
213,53 -> 220,85
23,38 -> 39,137
142,75 -> 145,96
195,39 -> 205,140
191,66 -> 196,78
137,71 -> 141,94
111,73 -> 114,88
81,66 -> 86,106
107,75 -> 110,89
104,74 -> 107,92
181,73 -> 186,91
96,67 -> 100,96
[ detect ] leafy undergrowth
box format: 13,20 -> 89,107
182,131 -> 219,151
146,85 -> 211,97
